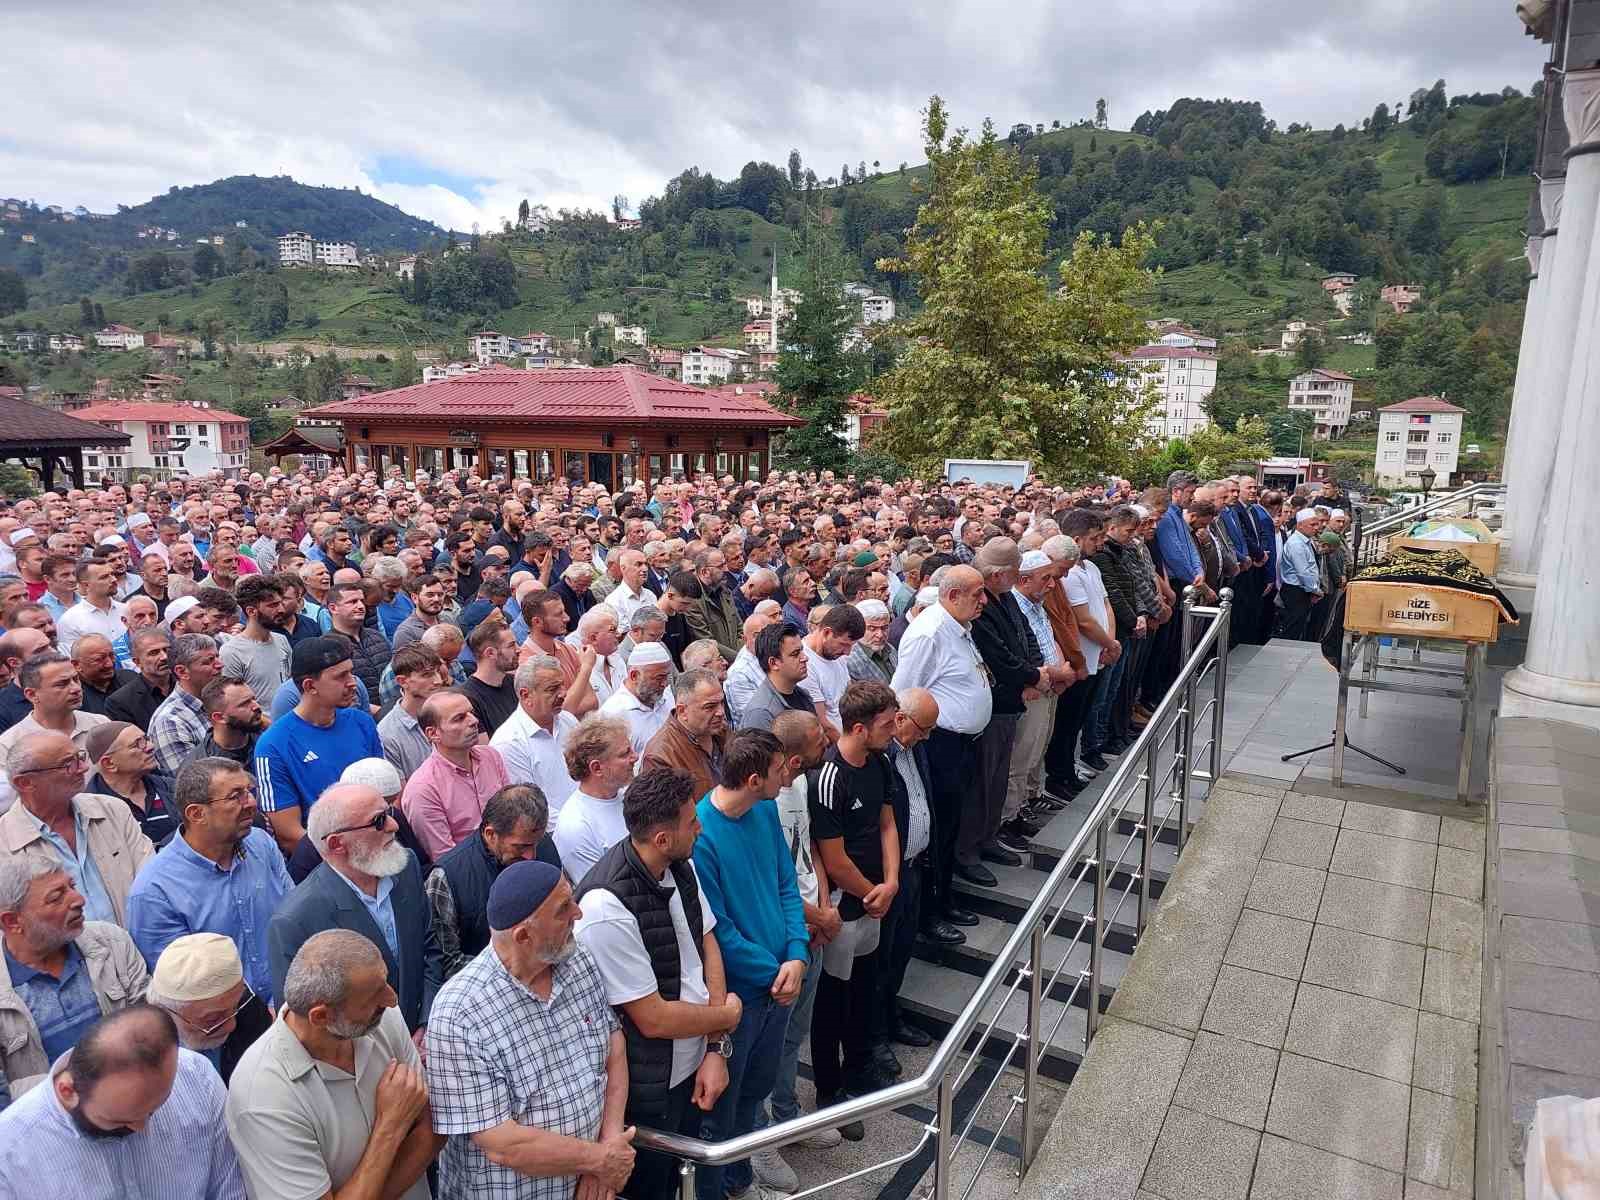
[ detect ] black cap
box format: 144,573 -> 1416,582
291,635 -> 353,684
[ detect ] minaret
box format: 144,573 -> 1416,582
769,244 -> 780,355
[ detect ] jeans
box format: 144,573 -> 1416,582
1083,641 -> 1128,755
766,950 -> 824,1124
696,992 -> 792,1200
1044,678 -> 1094,788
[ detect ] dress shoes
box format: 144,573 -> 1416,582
954,861 -> 998,887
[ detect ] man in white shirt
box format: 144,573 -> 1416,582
600,549 -> 657,633
1062,512 -> 1120,774
573,765 -> 740,1200
725,607 -> 781,719
799,605 -> 863,740
553,714 -> 637,883
55,561 -> 126,656
597,641 -> 673,757
890,565 -> 990,923
575,607 -> 628,709
490,655 -> 579,819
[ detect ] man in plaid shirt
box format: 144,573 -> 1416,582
148,633 -> 222,775
426,860 -> 633,1200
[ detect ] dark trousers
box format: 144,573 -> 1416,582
960,712 -> 1020,864
626,1076 -> 700,1200
1279,584 -> 1315,641
1142,614 -> 1179,707
1115,635 -> 1152,738
1230,567 -> 1260,646
1259,585 -> 1281,644
924,729 -> 978,917
812,928 -> 881,1101
1307,592 -> 1333,643
872,857 -> 925,1044
1045,678 -> 1095,788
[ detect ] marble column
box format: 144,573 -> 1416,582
1498,217 -> 1545,503
1503,70 -> 1600,731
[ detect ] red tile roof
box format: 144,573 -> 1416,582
72,402 -> 250,425
1380,396 -> 1465,414
307,367 -> 802,428
1303,368 -> 1355,381
1131,345 -> 1218,361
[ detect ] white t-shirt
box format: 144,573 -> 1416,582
1064,563 -> 1111,675
799,643 -> 852,731
774,777 -> 820,906
554,788 -> 628,884
575,864 -> 717,1087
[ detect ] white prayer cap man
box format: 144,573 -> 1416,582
149,932 -> 261,1070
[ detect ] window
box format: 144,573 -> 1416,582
1384,431 -> 1400,443
175,424 -> 187,435
1408,431 -> 1429,444
1436,432 -> 1453,445
1434,452 -> 1450,464
1383,451 -> 1399,462
1406,450 -> 1426,465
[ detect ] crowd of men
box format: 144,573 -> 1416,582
0,461 -> 1358,1200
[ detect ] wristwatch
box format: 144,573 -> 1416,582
709,1034 -> 734,1059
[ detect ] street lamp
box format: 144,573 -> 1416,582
1418,464 -> 1436,503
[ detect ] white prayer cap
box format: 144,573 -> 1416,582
1331,509 -> 1346,519
915,586 -> 939,607
151,933 -> 242,1002
97,532 -> 126,547
629,641 -> 673,668
10,527 -> 38,544
1295,508 -> 1319,524
340,757 -> 404,798
163,595 -> 201,628
1019,550 -> 1052,573
855,599 -> 891,620
126,513 -> 152,529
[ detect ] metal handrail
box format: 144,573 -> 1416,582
1354,481 -> 1505,565
639,589 -> 1236,1200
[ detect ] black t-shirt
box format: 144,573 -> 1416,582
460,674 -> 519,737
809,747 -> 890,920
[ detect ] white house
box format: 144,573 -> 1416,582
1124,345 -> 1217,441
741,296 -> 767,317
1287,368 -> 1355,440
515,332 -> 553,355
422,362 -> 483,384
314,240 -> 359,269
468,332 -> 517,363
1374,396 -> 1466,487
277,231 -> 315,266
743,321 -> 771,349
595,312 -> 617,328
682,347 -> 735,386
74,401 -> 251,480
1154,328 -> 1218,351
861,294 -> 895,324
1281,320 -> 1318,351
395,256 -> 417,280
94,325 -> 146,352
49,333 -> 85,353
614,325 -> 648,348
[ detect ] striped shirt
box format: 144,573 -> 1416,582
0,1048 -> 246,1200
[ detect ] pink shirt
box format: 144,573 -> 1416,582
401,745 -> 512,859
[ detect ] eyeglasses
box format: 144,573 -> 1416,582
903,712 -> 936,737
327,806 -> 399,837
191,983 -> 256,1038
13,750 -> 88,777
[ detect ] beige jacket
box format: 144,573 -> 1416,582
0,792 -> 154,927
0,921 -> 149,1097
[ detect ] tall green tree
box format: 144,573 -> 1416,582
0,269 -> 29,317
389,347 -> 420,388
771,218 -> 863,472
872,96 -> 1156,480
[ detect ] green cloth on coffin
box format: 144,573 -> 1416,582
1351,545 -> 1519,622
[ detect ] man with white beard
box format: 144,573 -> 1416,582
267,782 -> 444,1037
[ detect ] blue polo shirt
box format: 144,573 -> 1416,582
4,943 -> 99,1060
254,707 -> 382,820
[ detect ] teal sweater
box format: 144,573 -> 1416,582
692,794 -> 810,1001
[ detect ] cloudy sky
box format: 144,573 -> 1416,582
3,1 -> 1547,232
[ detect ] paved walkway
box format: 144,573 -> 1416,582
1020,773 -> 1486,1200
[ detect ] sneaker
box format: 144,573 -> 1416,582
1075,758 -> 1100,778
996,826 -> 1031,853
795,1125 -> 844,1149
752,1149 -> 799,1193
1081,753 -> 1110,772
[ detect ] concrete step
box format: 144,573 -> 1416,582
950,859 -> 1146,955
898,956 -> 1089,1082
918,911 -> 1131,1011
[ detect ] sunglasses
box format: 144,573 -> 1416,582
327,806 -> 400,837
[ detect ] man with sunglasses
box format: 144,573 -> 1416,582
148,932 -> 272,1084
267,782 -> 442,1036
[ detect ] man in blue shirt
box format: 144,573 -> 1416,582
128,756 -> 292,1007
254,637 -> 383,857
1278,509 -> 1326,642
1154,471 -> 1204,596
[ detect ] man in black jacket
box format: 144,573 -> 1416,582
1088,509 -> 1142,755
967,538 -> 1046,879
574,766 -> 741,1200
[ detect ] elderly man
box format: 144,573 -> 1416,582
69,634 -> 136,718
597,640 -> 673,757
268,782 -> 442,1035
0,1006 -> 246,1199
601,547 -> 657,632
641,667 -> 727,800
490,656 -> 580,818
1278,507 -> 1326,641
0,729 -> 151,927
1003,550 -> 1070,848
104,627 -> 172,729
228,931 -> 441,1200
426,785 -> 554,979
685,547 -> 741,662
847,598 -> 897,684
891,565 -> 989,926
576,605 -> 628,709
425,860 -> 631,1200
553,715 -> 638,883
0,859 -> 148,1098
127,757 -> 292,1007
0,628 -> 51,734
148,932 -> 273,1083
402,691 -> 512,861
1038,534 -> 1092,802
554,559 -> 598,631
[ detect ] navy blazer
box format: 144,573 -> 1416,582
267,851 -> 443,1031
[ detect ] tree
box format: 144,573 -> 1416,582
873,97 -> 1157,480
611,194 -> 629,221
192,243 -> 223,280
411,258 -> 430,306
94,303 -> 105,327
250,276 -> 289,336
1294,329 -> 1329,371
771,217 -> 862,472
1095,98 -> 1108,128
1185,415 -> 1272,478
79,297 -> 96,328
1266,409 -> 1315,455
517,198 -> 530,227
389,346 -> 419,388
199,315 -> 224,361
1239,239 -> 1261,279
0,465 -> 38,499
787,149 -> 803,189
1370,102 -> 1392,140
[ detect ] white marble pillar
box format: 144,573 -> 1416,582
1503,71 -> 1600,731
1499,176 -> 1569,590
1499,233 -> 1546,497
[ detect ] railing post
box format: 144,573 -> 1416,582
1085,817 -> 1109,1045
678,1159 -> 695,1200
1021,923 -> 1044,1171
1138,732 -> 1157,934
1210,588 -> 1232,786
933,1074 -> 955,1200
1178,588 -> 1197,851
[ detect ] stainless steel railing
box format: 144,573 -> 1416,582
1354,482 -> 1506,568
639,589 -> 1236,1200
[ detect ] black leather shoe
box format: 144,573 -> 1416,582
920,919 -> 966,945
941,905 -> 979,927
1082,753 -> 1110,772
954,861 -> 998,887
892,1021 -> 934,1047
871,1044 -> 903,1078
817,1092 -> 866,1141
979,843 -> 1023,868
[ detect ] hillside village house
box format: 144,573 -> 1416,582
1373,396 -> 1465,487
1280,319 -> 1319,351
861,295 -> 896,324
74,401 -> 251,480
1381,283 -> 1424,314
1125,344 -> 1216,441
742,296 -> 767,317
94,324 -> 146,351
614,325 -> 648,348
1287,368 -> 1356,440
743,321 -> 771,349
1152,327 -> 1218,351
306,365 -> 800,488
682,347 -> 740,387
650,349 -> 683,380
277,231 -> 359,269
49,333 -> 84,353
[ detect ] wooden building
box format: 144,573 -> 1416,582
305,366 -> 802,488
0,393 -> 132,490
